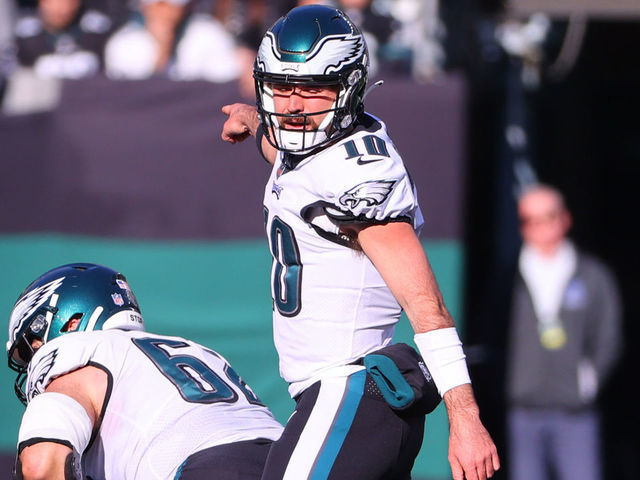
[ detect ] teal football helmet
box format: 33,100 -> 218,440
254,4 -> 369,154
7,263 -> 144,403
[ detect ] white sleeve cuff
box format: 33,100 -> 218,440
18,392 -> 93,454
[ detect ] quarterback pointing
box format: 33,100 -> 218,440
222,4 -> 499,480
6,263 -> 283,479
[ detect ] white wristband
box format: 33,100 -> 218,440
414,327 -> 471,396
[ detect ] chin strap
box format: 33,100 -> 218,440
362,80 -> 384,102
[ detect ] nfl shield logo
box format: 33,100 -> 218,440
111,293 -> 124,306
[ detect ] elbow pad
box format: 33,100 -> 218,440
18,392 -> 93,455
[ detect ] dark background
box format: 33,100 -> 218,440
441,3 -> 640,479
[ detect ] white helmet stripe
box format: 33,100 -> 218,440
42,293 -> 59,341
85,306 -> 104,332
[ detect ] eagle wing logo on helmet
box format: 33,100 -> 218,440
26,347 -> 58,400
261,32 -> 364,74
9,277 -> 65,343
306,34 -> 364,74
339,180 -> 396,210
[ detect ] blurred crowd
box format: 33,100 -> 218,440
0,0 -> 442,113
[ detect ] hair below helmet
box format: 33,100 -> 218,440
254,4 -> 369,154
6,263 -> 144,404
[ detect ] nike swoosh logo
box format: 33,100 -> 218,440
356,157 -> 385,165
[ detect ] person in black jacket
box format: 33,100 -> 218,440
13,0 -> 114,78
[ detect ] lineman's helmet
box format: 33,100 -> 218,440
6,263 -> 144,403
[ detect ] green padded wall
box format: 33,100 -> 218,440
0,234 -> 463,479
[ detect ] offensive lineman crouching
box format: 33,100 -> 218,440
7,263 -> 283,479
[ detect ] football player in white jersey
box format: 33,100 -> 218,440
6,263 -> 284,480
221,4 -> 500,480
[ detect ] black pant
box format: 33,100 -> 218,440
260,370 -> 426,480
177,439 -> 274,480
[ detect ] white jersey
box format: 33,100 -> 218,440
24,329 -> 283,480
263,114 -> 424,397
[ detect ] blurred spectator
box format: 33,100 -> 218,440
373,0 -> 443,80
229,0 -> 294,99
2,0 -> 115,114
505,184 -> 623,480
1,0 -> 17,101
12,0 -> 114,78
0,0 -> 16,54
104,0 -> 241,82
337,0 -> 394,78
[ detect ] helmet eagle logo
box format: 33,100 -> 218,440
305,34 -> 364,74
9,277 -> 65,345
262,32 -> 364,75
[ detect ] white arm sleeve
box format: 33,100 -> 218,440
18,392 -> 93,454
414,328 -> 472,396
